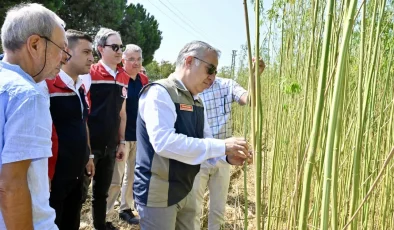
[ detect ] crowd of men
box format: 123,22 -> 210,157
0,3 -> 264,230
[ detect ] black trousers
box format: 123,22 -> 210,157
50,176 -> 84,230
82,146 -> 116,230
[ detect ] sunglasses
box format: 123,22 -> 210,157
104,44 -> 125,52
193,57 -> 217,75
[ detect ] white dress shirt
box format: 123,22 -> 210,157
138,76 -> 226,165
40,70 -> 87,115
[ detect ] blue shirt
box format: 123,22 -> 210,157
0,61 -> 58,230
125,74 -> 143,141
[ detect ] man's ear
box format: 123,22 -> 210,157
185,56 -> 193,68
26,34 -> 42,59
97,46 -> 104,56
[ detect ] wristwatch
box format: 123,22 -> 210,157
89,154 -> 94,159
119,140 -> 126,145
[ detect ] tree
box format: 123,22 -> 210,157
118,3 -> 162,65
145,60 -> 160,81
145,60 -> 175,81
217,66 -> 232,79
56,0 -> 127,36
0,1 -> 162,62
159,61 -> 175,78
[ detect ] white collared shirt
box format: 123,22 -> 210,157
138,74 -> 226,165
58,70 -> 85,114
0,61 -> 58,230
100,60 -> 118,79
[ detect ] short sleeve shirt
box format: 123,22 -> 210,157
0,61 -> 58,230
199,77 -> 247,139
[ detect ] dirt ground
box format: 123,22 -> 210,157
79,165 -> 258,230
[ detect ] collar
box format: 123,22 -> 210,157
0,61 -> 36,85
208,77 -> 220,89
169,73 -> 199,100
100,60 -> 118,78
58,69 -> 83,90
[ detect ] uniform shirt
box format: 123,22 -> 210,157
0,61 -> 58,230
44,70 -> 90,180
86,62 -> 129,149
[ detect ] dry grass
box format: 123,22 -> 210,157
79,186 -> 140,230
79,166 -> 259,230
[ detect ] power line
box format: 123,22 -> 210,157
156,0 -> 212,43
147,0 -> 204,40
162,0 -> 213,41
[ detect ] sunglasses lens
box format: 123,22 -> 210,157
111,44 -> 119,52
208,66 -> 216,75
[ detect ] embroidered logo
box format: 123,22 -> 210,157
180,104 -> 193,112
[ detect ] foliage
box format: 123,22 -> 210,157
145,60 -> 175,81
118,3 -> 162,65
0,1 -> 162,64
57,0 -> 126,36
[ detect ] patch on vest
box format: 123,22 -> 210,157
180,104 -> 193,112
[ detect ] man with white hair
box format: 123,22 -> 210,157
133,40 -> 252,230
82,27 -> 129,230
106,44 -> 148,226
0,3 -> 68,230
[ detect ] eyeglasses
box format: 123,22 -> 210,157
193,57 -> 217,75
104,44 -> 125,52
40,36 -> 72,62
125,57 -> 143,63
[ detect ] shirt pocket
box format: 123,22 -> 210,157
221,95 -> 230,115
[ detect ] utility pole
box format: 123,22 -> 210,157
230,50 -> 237,79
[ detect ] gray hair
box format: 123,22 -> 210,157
123,44 -> 143,58
94,27 -> 120,57
175,41 -> 221,69
1,3 -> 65,52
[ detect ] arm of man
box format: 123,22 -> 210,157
239,59 -> 266,105
140,85 -> 225,165
116,100 -> 127,160
85,123 -> 95,177
0,160 -> 33,230
232,79 -> 248,106
140,85 -> 248,165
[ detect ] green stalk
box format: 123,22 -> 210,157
330,58 -> 349,230
298,0 -> 335,228
349,0 -> 386,227
242,0 -> 253,228
254,0 -> 262,228
290,1 -> 320,227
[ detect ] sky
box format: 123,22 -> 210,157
127,0 -> 264,68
